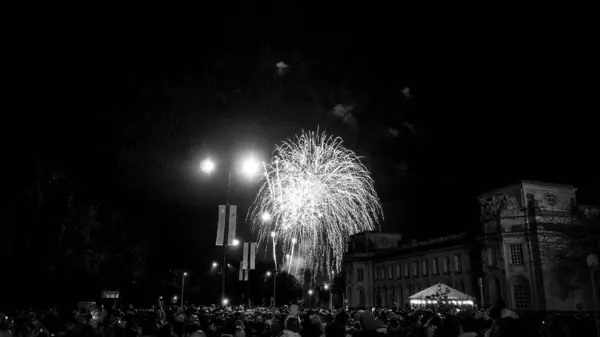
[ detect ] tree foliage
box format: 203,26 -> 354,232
0,164 -> 147,305
425,284 -> 452,303
536,205 -> 600,261
481,192 -> 600,262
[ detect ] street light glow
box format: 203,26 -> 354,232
222,298 -> 229,306
212,262 -> 218,268
270,231 -> 276,238
183,272 -> 188,276
308,289 -> 313,295
324,284 -> 329,290
241,157 -> 261,177
292,238 -> 297,244
200,158 -> 216,173
266,271 -> 272,276
232,239 -> 240,246
261,212 -> 272,222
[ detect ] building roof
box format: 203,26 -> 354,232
345,232 -> 470,262
478,180 -> 577,199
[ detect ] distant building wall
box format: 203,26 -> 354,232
344,232 -> 478,309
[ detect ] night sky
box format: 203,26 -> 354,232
2,7 -> 598,305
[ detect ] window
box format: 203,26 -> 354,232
443,257 -> 450,274
396,264 -> 401,279
488,247 -> 496,267
432,258 -> 439,275
357,268 -> 364,282
510,244 -> 524,265
512,284 -> 530,309
388,265 -> 393,279
404,263 -> 409,277
544,193 -> 558,206
412,261 -> 418,277
422,260 -> 429,276
454,255 -> 462,272
358,288 -> 365,307
380,268 -> 385,280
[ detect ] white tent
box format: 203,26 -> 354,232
408,283 -> 475,306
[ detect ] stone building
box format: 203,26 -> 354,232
343,232 -> 479,308
478,180 -> 598,312
344,180 -> 599,312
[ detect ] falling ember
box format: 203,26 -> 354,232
248,129 -> 383,280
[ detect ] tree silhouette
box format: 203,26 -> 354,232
0,164 -> 147,306
425,284 -> 451,303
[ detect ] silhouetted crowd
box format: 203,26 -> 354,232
1,300 -> 597,337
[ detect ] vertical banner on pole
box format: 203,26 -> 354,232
227,205 -> 237,246
250,242 -> 257,270
244,269 -> 249,281
239,262 -> 244,281
243,242 -> 249,270
216,205 -> 226,246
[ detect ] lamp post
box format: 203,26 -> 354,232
324,284 -> 332,311
201,155 -> 261,305
308,289 -> 314,308
181,272 -> 187,307
270,230 -> 277,308
587,253 -> 599,337
265,270 -> 275,308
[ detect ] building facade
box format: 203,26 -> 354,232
478,180 -> 598,312
344,181 -> 599,312
343,232 -> 479,308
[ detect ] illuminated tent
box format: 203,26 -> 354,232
408,283 -> 475,306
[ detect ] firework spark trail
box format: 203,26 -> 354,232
249,130 -> 383,280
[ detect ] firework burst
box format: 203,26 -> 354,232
249,130 -> 383,280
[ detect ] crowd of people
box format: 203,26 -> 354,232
1,300 -> 597,337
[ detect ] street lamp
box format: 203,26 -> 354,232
200,158 -> 216,174
324,284 -> 332,310
222,298 -> 229,306
308,289 -> 314,308
181,272 -> 187,307
241,156 -> 261,178
212,262 -> 218,268
266,271 -> 272,277
201,154 -> 262,305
